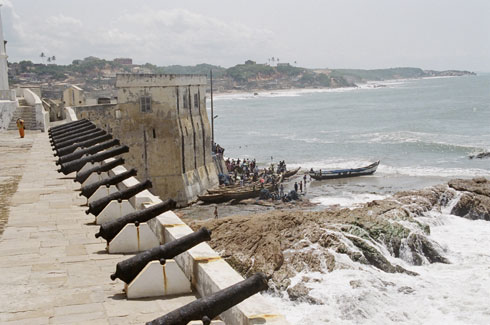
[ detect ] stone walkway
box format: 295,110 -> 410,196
0,131 -> 197,324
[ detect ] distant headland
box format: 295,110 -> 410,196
8,57 -> 476,97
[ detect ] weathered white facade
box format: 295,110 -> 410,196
63,85 -> 86,107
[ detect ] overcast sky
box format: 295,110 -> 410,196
2,0 -> 489,71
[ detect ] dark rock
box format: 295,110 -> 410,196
451,193 -> 490,221
398,286 -> 415,294
469,152 -> 490,159
406,233 -> 450,265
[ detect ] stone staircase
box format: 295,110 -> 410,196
7,98 -> 38,130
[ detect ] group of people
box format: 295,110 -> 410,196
225,158 -> 260,183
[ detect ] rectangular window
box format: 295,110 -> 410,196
140,96 -> 151,112
194,93 -> 199,108
182,88 -> 188,109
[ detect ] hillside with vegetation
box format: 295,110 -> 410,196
8,57 -> 475,97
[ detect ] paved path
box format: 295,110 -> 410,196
0,131 -> 196,324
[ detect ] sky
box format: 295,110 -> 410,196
1,0 -> 489,71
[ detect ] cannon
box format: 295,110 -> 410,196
58,145 -> 129,175
74,157 -> 125,184
79,167 -> 137,198
56,139 -> 120,165
52,129 -> 107,151
147,272 -> 269,325
85,179 -> 152,216
49,120 -> 92,136
49,119 -> 91,135
50,126 -> 99,146
54,133 -> 112,157
110,227 -> 211,284
95,199 -> 176,242
50,124 -> 97,143
51,127 -> 103,148
49,122 -> 93,138
49,118 -> 88,131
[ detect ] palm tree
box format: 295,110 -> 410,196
40,52 -> 45,64
51,56 -> 56,63
47,57 -> 51,63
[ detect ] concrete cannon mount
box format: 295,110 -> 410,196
0,129 -> 287,324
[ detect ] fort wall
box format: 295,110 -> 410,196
73,74 -> 219,206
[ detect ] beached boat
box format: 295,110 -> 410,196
282,167 -> 301,178
198,177 -> 281,203
308,161 -> 380,180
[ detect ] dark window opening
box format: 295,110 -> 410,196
194,94 -> 198,108
152,128 -> 156,138
182,88 -> 188,109
140,96 -> 151,112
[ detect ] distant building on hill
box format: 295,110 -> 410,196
114,58 -> 133,65
63,85 -> 86,106
244,60 -> 256,65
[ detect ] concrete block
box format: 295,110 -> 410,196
87,185 -> 118,204
95,200 -> 134,225
107,223 -> 159,254
81,171 -> 109,187
126,260 -> 192,299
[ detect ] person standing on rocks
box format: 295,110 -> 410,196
214,206 -> 218,219
294,182 -> 298,192
299,181 -> 303,193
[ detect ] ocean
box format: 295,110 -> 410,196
209,74 -> 490,324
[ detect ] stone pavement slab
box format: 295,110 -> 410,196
0,131 -> 197,324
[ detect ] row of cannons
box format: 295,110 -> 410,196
49,120 -> 273,325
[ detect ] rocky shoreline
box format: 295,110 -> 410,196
188,177 -> 489,302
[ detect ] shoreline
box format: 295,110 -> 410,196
209,75 -> 465,98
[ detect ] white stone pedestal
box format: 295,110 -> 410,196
87,185 -> 118,204
95,200 -> 134,224
126,260 -> 192,299
107,223 -> 159,253
81,171 -> 109,187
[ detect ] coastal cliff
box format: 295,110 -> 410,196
189,177 -> 489,302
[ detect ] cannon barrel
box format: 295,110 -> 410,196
49,119 -> 91,135
57,138 -> 120,165
147,272 -> 268,325
49,120 -> 92,137
51,126 -> 98,147
49,118 -> 88,131
111,227 -> 211,284
74,157 -> 125,184
85,179 -> 152,216
54,134 -> 112,157
50,124 -> 97,143
58,145 -> 129,175
53,129 -> 107,151
95,199 -> 176,242
51,127 -> 103,148
80,168 -> 137,198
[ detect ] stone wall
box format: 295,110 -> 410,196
0,99 -> 17,130
73,74 -> 219,206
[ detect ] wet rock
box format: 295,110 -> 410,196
405,233 -> 450,265
398,286 -> 415,294
449,178 -> 490,221
187,179 -> 490,295
286,282 -> 323,304
469,152 -> 490,159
